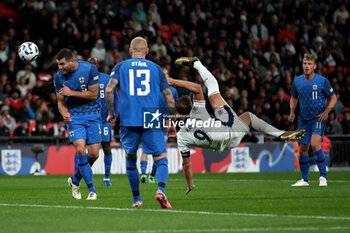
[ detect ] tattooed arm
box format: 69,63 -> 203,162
106,78 -> 119,124
162,87 -> 175,120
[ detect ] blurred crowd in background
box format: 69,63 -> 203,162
0,0 -> 349,138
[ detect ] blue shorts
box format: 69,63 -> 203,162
67,115 -> 102,144
297,118 -> 326,145
101,122 -> 112,142
120,126 -> 167,155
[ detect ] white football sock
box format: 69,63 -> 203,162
248,112 -> 285,137
193,61 -> 219,96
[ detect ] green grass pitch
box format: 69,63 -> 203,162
0,171 -> 350,233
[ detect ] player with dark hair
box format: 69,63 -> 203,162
171,57 -> 306,194
55,48 -> 101,200
289,53 -> 337,187
106,37 -> 175,208
88,57 -> 119,187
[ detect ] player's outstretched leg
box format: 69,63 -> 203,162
241,112 -> 306,141
279,130 -> 307,142
176,57 -> 220,97
175,57 -> 199,67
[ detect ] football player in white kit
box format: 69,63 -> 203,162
171,57 -> 306,194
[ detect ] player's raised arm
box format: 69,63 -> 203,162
167,78 -> 204,101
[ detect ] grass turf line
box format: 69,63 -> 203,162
0,172 -> 349,233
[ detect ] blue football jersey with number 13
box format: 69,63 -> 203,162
110,58 -> 169,127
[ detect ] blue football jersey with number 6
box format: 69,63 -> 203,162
54,61 -> 100,117
291,73 -> 334,121
99,72 -> 119,123
110,58 -> 169,126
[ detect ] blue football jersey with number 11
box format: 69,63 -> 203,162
291,73 -> 334,121
110,58 -> 169,127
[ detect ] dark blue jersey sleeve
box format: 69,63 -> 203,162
88,65 -> 99,86
157,65 -> 169,91
323,78 -> 335,97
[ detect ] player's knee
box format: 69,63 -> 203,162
310,138 -> 321,151
75,147 -> 86,155
311,143 -> 321,152
102,143 -> 111,154
126,156 -> 137,169
155,157 -> 168,168
89,153 -> 99,159
239,112 -> 252,126
299,148 -> 309,155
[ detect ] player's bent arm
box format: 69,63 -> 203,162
57,93 -> 71,123
318,94 -> 337,122
56,93 -> 68,116
61,83 -> 99,100
168,78 -> 204,101
326,94 -> 337,112
162,88 -> 175,117
78,84 -> 98,100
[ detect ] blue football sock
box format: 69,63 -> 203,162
150,163 -> 157,177
78,153 -> 96,193
315,149 -> 327,179
72,153 -> 82,186
88,156 -> 97,167
155,157 -> 168,193
126,157 -> 142,202
104,154 -> 112,179
140,160 -> 147,175
299,154 -> 309,182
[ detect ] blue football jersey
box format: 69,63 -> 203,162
110,58 -> 169,126
291,73 -> 334,121
54,61 -> 100,117
159,86 -> 178,117
99,72 -> 119,123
